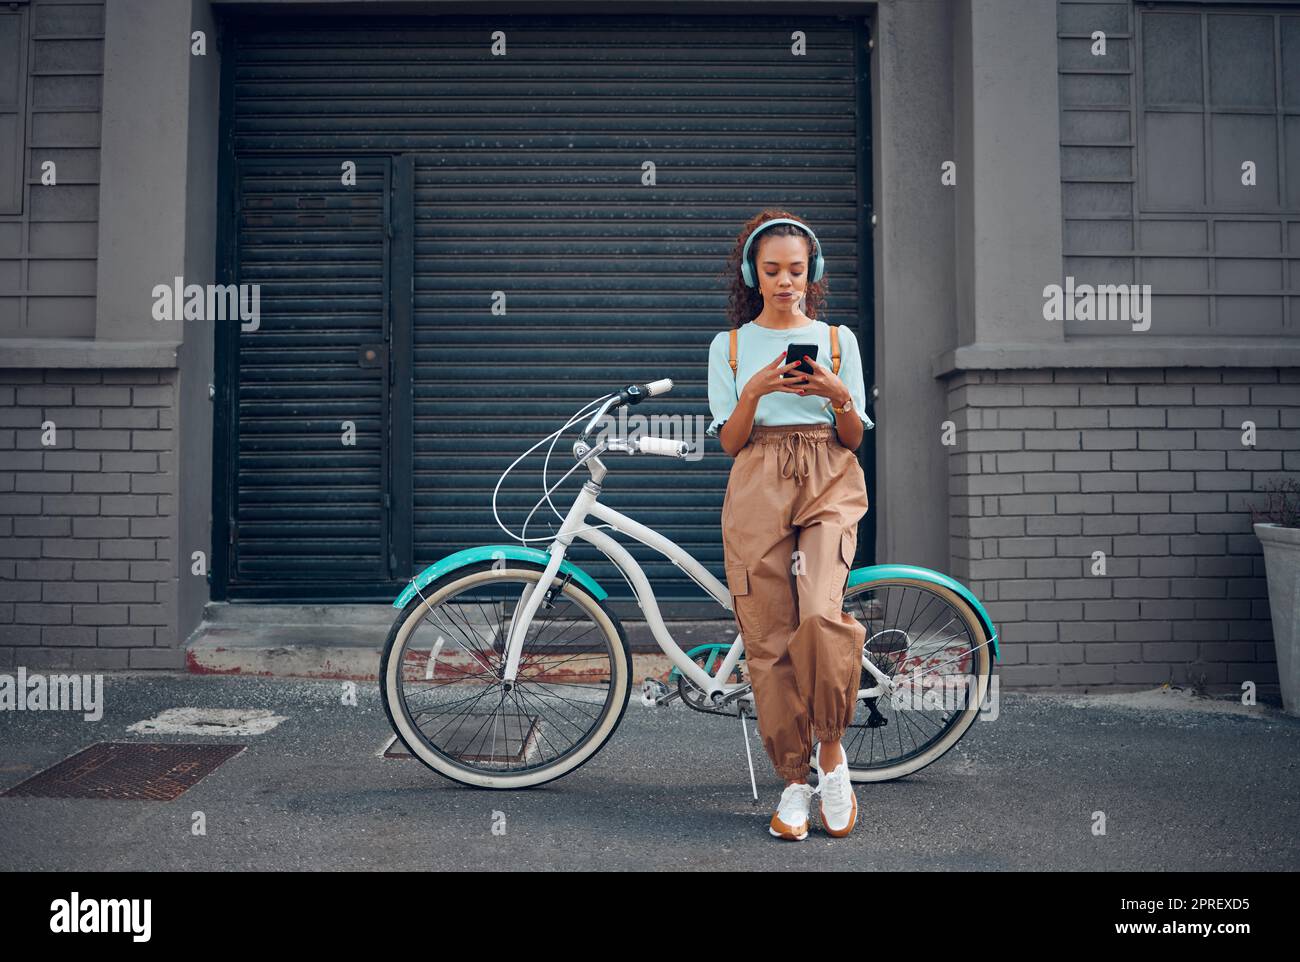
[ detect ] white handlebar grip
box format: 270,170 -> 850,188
637,435 -> 687,457
645,378 -> 674,397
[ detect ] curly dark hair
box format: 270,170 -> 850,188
716,209 -> 829,331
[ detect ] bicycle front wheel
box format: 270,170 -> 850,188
380,561 -> 632,789
839,578 -> 993,782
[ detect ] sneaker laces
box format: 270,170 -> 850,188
817,755 -> 854,819
777,781 -> 815,823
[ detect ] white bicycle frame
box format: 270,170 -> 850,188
497,435 -> 895,702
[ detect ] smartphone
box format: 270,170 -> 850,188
782,343 -> 818,377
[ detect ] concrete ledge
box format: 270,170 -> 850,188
0,338 -> 181,368
933,338 -> 1300,377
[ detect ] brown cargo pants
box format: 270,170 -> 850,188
721,422 -> 870,782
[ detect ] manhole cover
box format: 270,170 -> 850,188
1,742 -> 246,801
380,713 -> 542,764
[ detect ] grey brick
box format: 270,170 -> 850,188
998,537 -> 1058,558
1138,472 -> 1194,492
1054,579 -> 1112,599
1115,664 -> 1174,684
72,517 -> 130,538
0,494 -> 42,514
1027,600 -> 1083,621
14,603 -> 71,625
1024,473 -> 1080,493
72,473 -> 131,493
1082,514 -> 1139,535
74,386 -> 132,406
42,450 -> 101,473
13,517 -> 71,537
998,579 -> 1056,599
1022,385 -> 1080,405
97,626 -> 156,648
1170,450 -> 1225,471
1112,451 -> 1168,471
966,430 -> 1024,452
1027,515 -> 1082,535
41,495 -> 99,515
1026,557 -> 1085,577
999,665 -> 1059,686
41,582 -> 97,603
1081,429 -> 1136,450
1194,385 -> 1250,406
1084,600 -> 1140,620
0,538 -> 39,559
40,407 -> 99,428
1252,385 -> 1300,404
100,407 -> 159,429
39,625 -> 97,647
1109,408 -> 1165,428
1138,514 -> 1195,534
1114,576 -> 1170,598
1167,408 -> 1222,428
964,385 -> 1024,406
1080,472 -> 1136,492
1223,408 -> 1277,428
1137,385 -> 1192,405
129,561 -> 171,581
0,581 -> 41,602
131,430 -> 173,452
1079,385 -> 1136,406
1116,622 -> 1174,642
969,559 -> 1026,580
17,560 -> 73,580
99,540 -> 155,560
1226,450 -> 1282,471
1172,492 -> 1226,513
129,517 -> 171,538
98,582 -> 155,603
16,386 -> 73,405
41,539 -> 99,559
130,473 -> 175,495
1060,621 -> 1115,642
1024,430 -> 1081,450
991,408 -> 1053,429
101,452 -> 157,472
132,386 -> 174,407
1059,665 -> 1115,685
15,472 -> 71,493
99,495 -> 157,516
71,560 -> 130,581
72,605 -> 128,626
72,429 -> 132,450
1195,472 -> 1252,491
1054,451 -> 1110,471
1056,494 -> 1113,513
1054,408 -> 1108,429
1083,643 -> 1141,663
998,451 -> 1053,472
998,494 -> 1056,514
0,624 -> 42,645
1000,621 -> 1058,642
1113,493 -> 1170,513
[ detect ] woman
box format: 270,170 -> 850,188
706,210 -> 873,841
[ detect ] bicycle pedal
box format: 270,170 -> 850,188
640,676 -> 671,707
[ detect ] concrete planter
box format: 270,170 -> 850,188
1254,523 -> 1300,716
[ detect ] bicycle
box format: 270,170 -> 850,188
379,379 -> 1000,794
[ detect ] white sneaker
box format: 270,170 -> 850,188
814,742 -> 857,837
769,781 -> 814,840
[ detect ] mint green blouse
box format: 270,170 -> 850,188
706,318 -> 873,439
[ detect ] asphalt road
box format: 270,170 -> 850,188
1,673 -> 1296,871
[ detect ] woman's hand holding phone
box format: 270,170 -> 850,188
741,350 -> 813,402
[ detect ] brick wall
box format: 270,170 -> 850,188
0,368 -> 185,670
945,367 -> 1300,691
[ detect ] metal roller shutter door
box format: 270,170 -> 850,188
219,13 -> 870,605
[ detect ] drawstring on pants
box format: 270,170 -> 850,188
778,433 -> 814,485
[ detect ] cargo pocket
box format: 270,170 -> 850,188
725,564 -> 760,644
831,527 -> 858,603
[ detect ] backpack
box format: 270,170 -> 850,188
728,323 -> 840,377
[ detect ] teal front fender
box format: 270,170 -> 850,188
848,564 -> 1000,662
392,545 -> 609,608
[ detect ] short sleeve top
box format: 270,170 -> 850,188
706,318 -> 873,439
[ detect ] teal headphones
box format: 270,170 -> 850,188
740,217 -> 825,288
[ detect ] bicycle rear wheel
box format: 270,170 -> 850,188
839,578 -> 993,782
380,561 -> 632,789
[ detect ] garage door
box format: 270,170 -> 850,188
215,13 -> 873,605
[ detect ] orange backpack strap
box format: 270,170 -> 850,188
728,328 -> 738,375
829,324 -> 841,375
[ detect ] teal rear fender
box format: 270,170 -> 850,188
847,564 -> 1000,662
392,545 -> 609,608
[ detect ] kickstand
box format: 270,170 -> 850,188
738,705 -> 759,803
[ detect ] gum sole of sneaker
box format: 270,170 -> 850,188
769,824 -> 809,841
819,792 -> 857,838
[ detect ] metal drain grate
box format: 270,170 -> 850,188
1,742 -> 246,801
